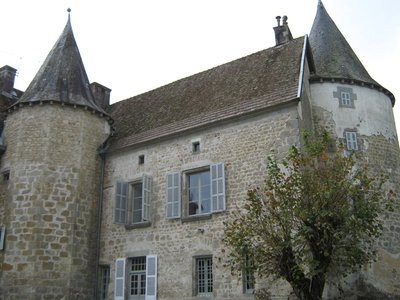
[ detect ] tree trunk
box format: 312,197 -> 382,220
291,274 -> 325,300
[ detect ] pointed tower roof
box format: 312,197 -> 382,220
310,1 -> 377,84
14,12 -> 106,114
309,1 -> 394,103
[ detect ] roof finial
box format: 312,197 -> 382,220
67,8 -> 71,22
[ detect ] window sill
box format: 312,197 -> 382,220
125,221 -> 151,230
181,214 -> 212,223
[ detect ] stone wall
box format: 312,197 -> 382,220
100,104 -> 302,300
0,104 -> 110,299
310,82 -> 400,299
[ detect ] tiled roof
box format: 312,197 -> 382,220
108,36 -> 305,151
13,17 -> 106,115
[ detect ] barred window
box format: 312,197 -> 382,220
196,257 -> 213,296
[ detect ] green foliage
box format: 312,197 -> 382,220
223,131 -> 393,299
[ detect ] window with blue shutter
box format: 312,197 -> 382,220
166,163 -> 226,219
166,172 -> 181,218
115,182 -> 128,224
114,258 -> 126,300
211,163 -> 225,212
142,174 -> 152,222
146,255 -> 157,300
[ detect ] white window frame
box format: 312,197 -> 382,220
195,256 -> 213,297
114,175 -> 152,225
128,257 -> 147,299
114,256 -> 157,300
340,91 -> 351,106
166,163 -> 225,219
345,131 -> 358,151
187,168 -> 212,216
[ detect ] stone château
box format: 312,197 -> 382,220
0,1 -> 399,299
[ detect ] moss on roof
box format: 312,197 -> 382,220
108,37 -> 305,150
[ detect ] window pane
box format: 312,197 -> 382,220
201,198 -> 211,213
132,183 -> 143,223
197,257 -> 213,295
188,170 -> 211,215
129,257 -> 146,296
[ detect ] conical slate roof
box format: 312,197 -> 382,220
309,1 -> 377,85
15,15 -> 105,114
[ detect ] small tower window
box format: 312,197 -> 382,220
138,155 -> 145,165
345,131 -> 358,151
192,141 -> 200,153
341,92 -> 351,106
333,86 -> 356,108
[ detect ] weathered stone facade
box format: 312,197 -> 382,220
100,104 -> 302,300
310,81 -> 400,299
0,104 -> 110,299
0,2 -> 399,300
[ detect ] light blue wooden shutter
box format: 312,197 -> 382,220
114,258 -> 126,300
115,182 -> 128,224
145,255 -> 157,300
211,163 -> 225,212
166,172 -> 181,218
0,226 -> 5,250
142,175 -> 152,221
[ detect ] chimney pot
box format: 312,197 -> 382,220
276,16 -> 281,26
90,82 -> 111,110
273,15 -> 293,46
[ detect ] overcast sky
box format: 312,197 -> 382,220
1,0 -> 399,134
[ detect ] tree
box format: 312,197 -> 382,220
223,132 -> 393,300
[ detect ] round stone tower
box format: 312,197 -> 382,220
309,1 -> 400,298
0,15 -> 111,299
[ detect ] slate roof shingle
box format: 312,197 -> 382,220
14,17 -> 106,115
108,36 -> 306,151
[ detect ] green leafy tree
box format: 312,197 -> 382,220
224,132 -> 393,300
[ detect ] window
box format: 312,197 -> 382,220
129,257 -> 146,299
341,91 -> 351,106
188,170 -> 211,215
0,226 -> 5,250
139,155 -> 145,165
243,255 -> 255,294
114,175 -> 152,225
132,182 -> 144,223
192,141 -> 200,153
196,257 -> 213,296
114,256 -> 157,300
333,86 -> 356,108
99,265 -> 110,300
345,131 -> 358,151
166,163 -> 225,219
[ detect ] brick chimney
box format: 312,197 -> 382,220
90,82 -> 111,110
273,15 -> 293,46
